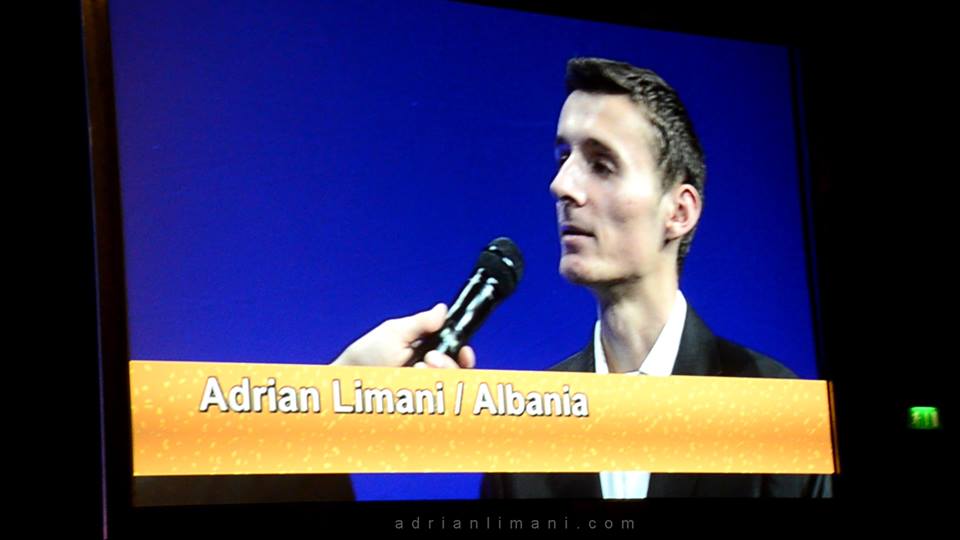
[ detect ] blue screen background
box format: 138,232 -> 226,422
110,0 -> 817,500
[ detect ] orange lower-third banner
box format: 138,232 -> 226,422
130,360 -> 836,476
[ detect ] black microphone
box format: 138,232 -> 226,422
405,237 -> 524,367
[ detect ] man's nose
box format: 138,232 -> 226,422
549,159 -> 587,206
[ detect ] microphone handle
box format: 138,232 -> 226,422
404,276 -> 500,366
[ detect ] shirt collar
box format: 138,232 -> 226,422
593,290 -> 687,376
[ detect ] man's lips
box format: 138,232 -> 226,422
560,224 -> 593,237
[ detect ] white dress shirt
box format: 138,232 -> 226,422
596,290 -> 687,499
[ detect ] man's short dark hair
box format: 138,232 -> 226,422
565,57 -> 706,274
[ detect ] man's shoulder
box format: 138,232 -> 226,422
542,334 -> 799,379
541,309 -> 801,379
714,337 -> 798,379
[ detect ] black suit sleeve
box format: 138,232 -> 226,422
762,473 -> 833,497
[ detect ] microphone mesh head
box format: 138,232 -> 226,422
478,237 -> 524,296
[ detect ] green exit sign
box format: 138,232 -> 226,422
909,407 -> 941,430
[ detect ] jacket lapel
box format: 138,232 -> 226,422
671,307 -> 720,377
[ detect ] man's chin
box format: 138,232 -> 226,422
559,261 -> 596,285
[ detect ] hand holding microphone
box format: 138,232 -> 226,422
332,237 -> 523,369
331,303 -> 475,368
404,237 -> 524,367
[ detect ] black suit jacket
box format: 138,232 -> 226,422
480,308 -> 833,498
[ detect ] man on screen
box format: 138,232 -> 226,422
475,56 -> 831,498
336,57 -> 831,497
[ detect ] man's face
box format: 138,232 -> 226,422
550,90 -> 674,286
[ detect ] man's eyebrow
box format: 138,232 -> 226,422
581,137 -> 616,156
554,136 -> 616,156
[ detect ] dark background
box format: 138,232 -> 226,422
55,1 -> 950,536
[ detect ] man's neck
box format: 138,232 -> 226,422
593,272 -> 678,374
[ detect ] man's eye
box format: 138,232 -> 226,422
591,160 -> 614,176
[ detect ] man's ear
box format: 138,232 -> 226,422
664,183 -> 702,241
